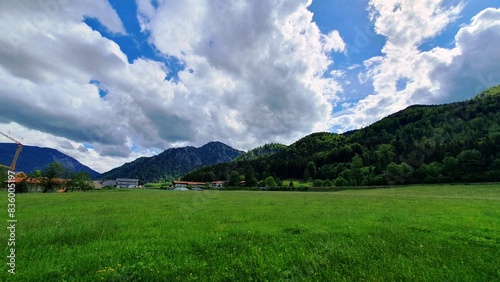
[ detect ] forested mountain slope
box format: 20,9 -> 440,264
99,142 -> 243,184
183,85 -> 500,185
0,143 -> 100,178
233,143 -> 287,161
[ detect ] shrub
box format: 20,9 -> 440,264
312,179 -> 324,187
322,179 -> 333,187
334,177 -> 348,187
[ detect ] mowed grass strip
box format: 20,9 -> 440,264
2,185 -> 499,281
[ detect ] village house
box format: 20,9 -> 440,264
211,181 -> 225,188
172,181 -> 205,188
172,180 -> 225,188
2,172 -> 67,192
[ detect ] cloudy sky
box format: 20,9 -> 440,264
1,0 -> 499,173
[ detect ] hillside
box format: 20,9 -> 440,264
99,141 -> 244,183
233,143 -> 287,161
183,85 -> 500,185
0,143 -> 100,178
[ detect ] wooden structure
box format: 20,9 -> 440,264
0,130 -> 23,171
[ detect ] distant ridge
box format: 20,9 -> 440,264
99,141 -> 244,184
0,143 -> 100,178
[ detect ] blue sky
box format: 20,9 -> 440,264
89,0 -> 388,86
311,0 -> 385,65
1,0 -> 500,172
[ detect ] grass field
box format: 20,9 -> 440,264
2,184 -> 499,281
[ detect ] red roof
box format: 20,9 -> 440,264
173,180 -> 225,186
173,181 -> 205,185
3,172 -> 67,185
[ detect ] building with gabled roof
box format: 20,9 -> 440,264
2,172 -> 67,192
172,180 -> 225,188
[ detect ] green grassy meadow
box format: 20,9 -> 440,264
2,185 -> 500,281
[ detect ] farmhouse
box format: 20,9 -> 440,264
2,172 -> 67,192
115,178 -> 139,188
172,180 -> 226,188
3,172 -> 28,184
211,181 -> 224,188
172,181 -> 205,188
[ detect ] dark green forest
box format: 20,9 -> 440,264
233,143 -> 287,161
183,85 -> 500,186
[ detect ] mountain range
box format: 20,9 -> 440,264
0,143 -> 100,178
183,85 -> 500,185
4,85 -> 500,186
98,141 -> 244,183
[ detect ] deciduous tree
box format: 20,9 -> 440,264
69,172 -> 93,192
265,176 -> 277,188
42,162 -> 70,193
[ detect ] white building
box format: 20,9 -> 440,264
115,178 -> 139,188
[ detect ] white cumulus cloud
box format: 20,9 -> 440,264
0,0 -> 346,172
333,2 -> 500,132
136,0 -> 345,148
